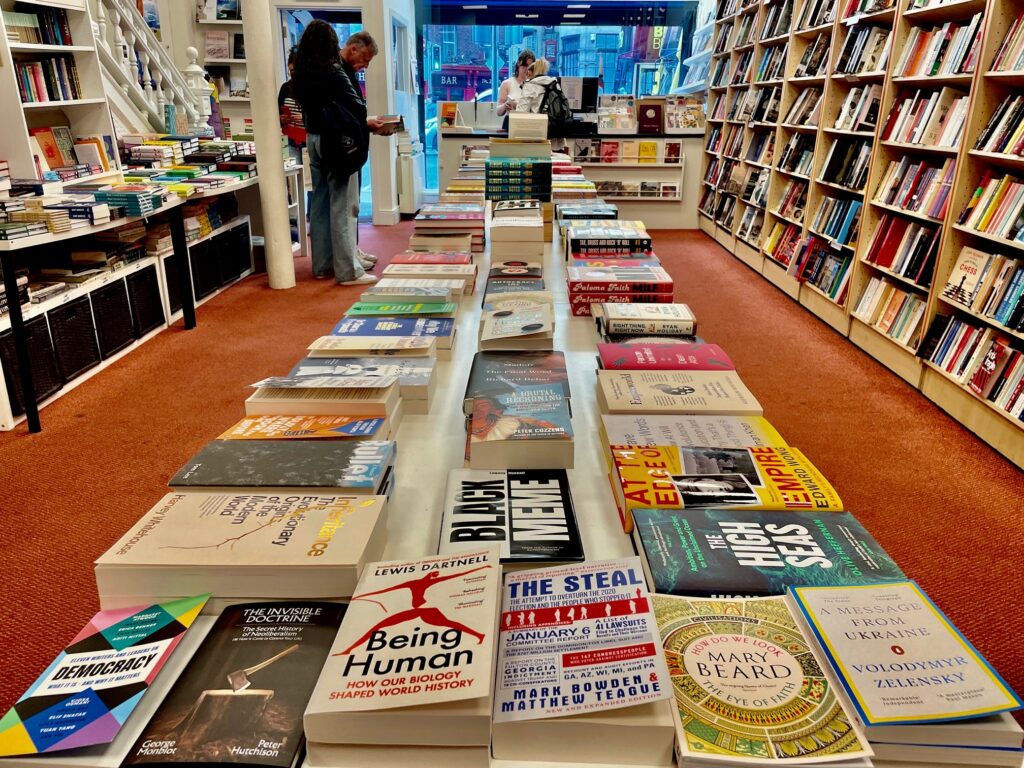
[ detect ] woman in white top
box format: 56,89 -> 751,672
515,57 -> 556,114
497,49 -> 535,121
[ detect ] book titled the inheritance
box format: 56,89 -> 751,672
439,469 -> 584,565
632,508 -> 904,597
123,602 -> 345,766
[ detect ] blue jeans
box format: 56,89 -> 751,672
308,133 -> 363,282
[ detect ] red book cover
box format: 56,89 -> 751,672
598,342 -> 735,371
568,293 -> 675,315
566,265 -> 674,294
390,251 -> 473,264
872,217 -> 912,268
968,335 -> 1013,397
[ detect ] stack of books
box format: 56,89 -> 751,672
412,203 -> 485,254
489,199 -> 544,260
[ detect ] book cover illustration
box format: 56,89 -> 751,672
470,384 -> 572,443
632,508 -> 904,597
790,581 -> 1023,726
169,441 -> 395,491
653,594 -> 873,763
493,557 -> 672,722
611,445 -> 843,515
289,356 -> 434,388
480,304 -> 553,342
0,595 -> 209,757
481,291 -> 552,314
440,469 -> 584,564
464,351 -> 570,413
306,548 -> 501,713
488,261 -> 543,280
218,415 -> 388,440
123,602 -> 344,766
331,317 -> 455,339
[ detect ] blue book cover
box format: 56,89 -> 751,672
331,316 -> 455,338
632,508 -> 904,597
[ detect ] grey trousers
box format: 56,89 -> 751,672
307,133 -> 364,283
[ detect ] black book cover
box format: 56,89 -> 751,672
488,261 -> 543,279
123,602 -> 345,766
169,440 -> 395,492
464,351 -> 570,416
439,468 -> 585,564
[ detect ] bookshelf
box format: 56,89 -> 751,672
0,0 -> 122,181
700,0 -> 1024,467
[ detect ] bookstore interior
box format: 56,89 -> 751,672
1,0 -> 1024,767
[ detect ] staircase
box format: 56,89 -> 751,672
88,0 -> 204,135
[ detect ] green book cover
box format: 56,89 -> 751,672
633,508 -> 904,597
345,302 -> 458,316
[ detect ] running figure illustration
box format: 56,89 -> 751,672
335,565 -> 492,655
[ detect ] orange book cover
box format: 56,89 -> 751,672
28,127 -> 61,170
217,414 -> 389,440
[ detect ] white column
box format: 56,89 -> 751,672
242,0 -> 295,289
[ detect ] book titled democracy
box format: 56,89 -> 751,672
123,602 -> 344,766
653,593 -> 873,764
304,548 -> 502,747
95,492 -> 387,610
0,596 -> 208,759
439,469 -> 584,565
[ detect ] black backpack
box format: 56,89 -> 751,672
318,100 -> 369,178
538,80 -> 574,135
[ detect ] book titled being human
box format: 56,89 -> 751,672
304,548 -> 502,747
122,602 -> 344,766
439,469 -> 584,565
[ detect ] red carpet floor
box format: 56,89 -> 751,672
1,225 -> 1021,725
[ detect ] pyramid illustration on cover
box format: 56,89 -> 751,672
0,594 -> 207,757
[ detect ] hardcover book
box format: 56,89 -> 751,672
331,317 -> 456,349
599,414 -> 786,451
464,351 -> 570,416
439,469 -> 584,565
789,581 -> 1023,726
609,445 -> 843,531
289,356 -> 435,401
123,602 -> 345,766
388,251 -> 473,265
217,415 -> 390,441
597,342 -> 733,371
567,266 -> 672,294
596,370 -> 762,415
488,261 -> 543,280
653,593 -> 873,763
345,302 -> 459,317
307,336 -> 437,358
0,596 -> 208,759
592,302 -> 696,336
304,548 -> 502,746
479,304 -> 554,351
469,384 -> 574,469
95,492 -> 388,609
169,440 -> 396,494
632,508 -> 904,597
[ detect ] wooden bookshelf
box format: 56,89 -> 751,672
0,0 -> 121,180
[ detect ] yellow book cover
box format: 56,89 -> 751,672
638,141 -> 659,163
609,445 -> 843,532
973,176 -> 1010,231
218,414 -> 389,440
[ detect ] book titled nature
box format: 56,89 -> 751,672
95,492 -> 387,609
169,440 -> 395,493
439,469 -> 584,565
632,508 -> 904,597
304,548 -> 502,747
123,602 -> 345,766
493,557 -> 671,722
653,593 -> 873,763
789,581 -> 1023,726
609,445 -> 844,532
0,596 -> 208,758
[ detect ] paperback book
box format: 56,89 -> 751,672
469,384 -> 574,469
304,548 -> 502,746
596,370 -> 763,416
463,351 -> 570,416
217,415 -> 390,441
597,342 -> 734,371
439,469 -> 584,565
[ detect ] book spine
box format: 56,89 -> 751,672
567,280 -> 674,294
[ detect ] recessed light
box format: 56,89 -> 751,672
567,3 -> 591,6
515,12 -> 538,17
462,4 -> 486,8
564,13 -> 587,17
563,21 -> 582,24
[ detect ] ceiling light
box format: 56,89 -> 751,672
564,13 -> 587,17
567,3 -> 591,6
515,12 -> 538,17
563,21 -> 582,24
462,4 -> 486,8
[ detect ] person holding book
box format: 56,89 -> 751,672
293,23 -> 382,285
496,49 -> 535,130
515,57 -> 556,115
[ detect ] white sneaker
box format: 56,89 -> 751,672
340,273 -> 378,286
358,255 -> 376,269
358,248 -> 378,263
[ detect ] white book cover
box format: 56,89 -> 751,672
250,375 -> 400,390
306,547 -> 501,716
493,557 -> 671,723
789,581 -> 1023,727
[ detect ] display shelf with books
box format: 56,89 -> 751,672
0,0 -> 121,181
915,0 -> 1024,465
